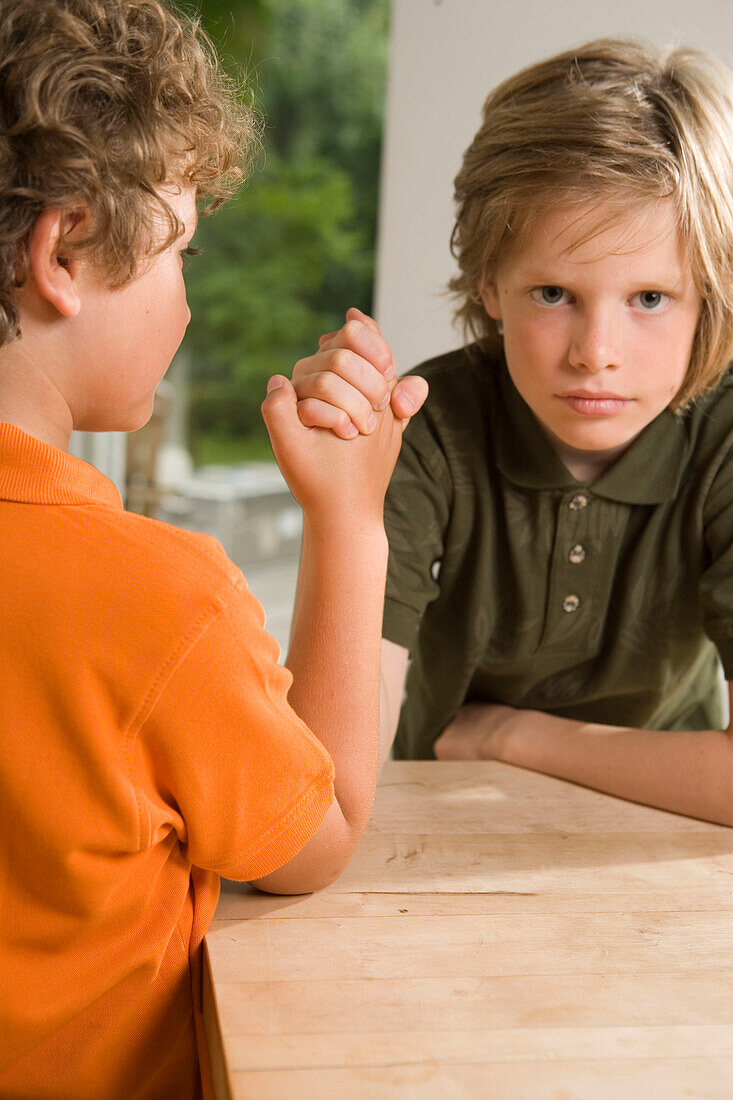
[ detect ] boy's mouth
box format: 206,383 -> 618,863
556,390 -> 630,416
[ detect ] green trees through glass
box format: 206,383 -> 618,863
183,0 -> 389,462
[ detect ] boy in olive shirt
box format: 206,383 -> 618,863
291,38 -> 733,827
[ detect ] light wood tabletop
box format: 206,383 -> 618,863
203,760 -> 733,1099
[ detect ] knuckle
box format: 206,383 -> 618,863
312,372 -> 333,398
376,341 -> 392,368
359,395 -> 375,421
342,318 -> 363,345
297,398 -> 318,425
366,333 -> 389,365
330,348 -> 352,375
291,356 -> 312,381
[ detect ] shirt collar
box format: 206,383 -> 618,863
0,422 -> 123,508
491,359 -> 690,505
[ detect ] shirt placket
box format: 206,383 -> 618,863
541,490 -> 596,649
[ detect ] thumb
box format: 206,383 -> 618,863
261,373 -> 297,413
261,375 -> 301,449
390,375 -> 429,424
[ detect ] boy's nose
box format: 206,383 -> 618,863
568,313 -> 620,373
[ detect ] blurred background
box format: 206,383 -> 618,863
182,0 -> 388,469
74,0 -> 732,650
119,0 -> 389,649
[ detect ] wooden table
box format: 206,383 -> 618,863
204,761 -> 733,1098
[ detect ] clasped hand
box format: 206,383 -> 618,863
291,307 -> 428,437
261,307 -> 428,523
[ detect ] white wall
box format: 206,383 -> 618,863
375,0 -> 733,374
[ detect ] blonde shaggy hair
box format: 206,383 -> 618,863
0,0 -> 259,345
449,38 -> 733,408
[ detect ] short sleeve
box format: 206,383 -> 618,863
133,577 -> 334,881
700,450 -> 733,678
383,406 -> 452,651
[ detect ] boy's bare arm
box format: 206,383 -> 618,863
251,518 -> 389,894
433,688 -> 733,826
251,635 -> 408,894
250,332 -> 425,894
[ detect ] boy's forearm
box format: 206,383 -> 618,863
285,516 -> 388,829
252,517 -> 388,895
489,708 -> 733,826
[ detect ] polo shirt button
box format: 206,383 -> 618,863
562,594 -> 581,613
568,543 -> 586,564
569,493 -> 589,511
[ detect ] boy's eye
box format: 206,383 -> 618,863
531,285 -> 568,306
634,290 -> 667,311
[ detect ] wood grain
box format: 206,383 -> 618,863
205,761 -> 733,1098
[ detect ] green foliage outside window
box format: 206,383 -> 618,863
182,0 -> 389,462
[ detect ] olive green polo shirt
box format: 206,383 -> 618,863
383,346 -> 733,760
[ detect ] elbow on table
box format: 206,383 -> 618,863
248,846 -> 354,896
247,799 -> 368,896
248,863 -> 344,897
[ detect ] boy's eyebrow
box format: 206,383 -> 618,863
517,267 -> 688,291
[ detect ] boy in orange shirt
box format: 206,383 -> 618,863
0,2 -> 425,1097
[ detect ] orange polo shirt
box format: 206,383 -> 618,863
0,423 -> 334,1099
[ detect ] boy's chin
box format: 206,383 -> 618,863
124,405 -> 156,433
542,416 -> 645,465
542,414 -> 626,451
75,402 -> 155,435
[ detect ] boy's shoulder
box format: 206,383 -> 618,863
681,367 -> 733,454
693,366 -> 733,410
62,503 -> 263,694
84,502 -> 245,621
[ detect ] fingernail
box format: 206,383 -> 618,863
376,392 -> 390,410
344,423 -> 359,438
399,393 -> 415,414
385,362 -> 396,381
367,412 -> 378,432
267,376 -> 284,393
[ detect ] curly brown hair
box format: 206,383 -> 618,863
449,38 -> 733,409
0,0 -> 259,346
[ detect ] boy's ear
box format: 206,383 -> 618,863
479,276 -> 502,322
27,207 -> 89,319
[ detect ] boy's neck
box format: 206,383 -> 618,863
544,428 -> 635,484
0,348 -> 74,451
